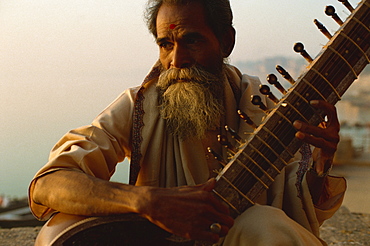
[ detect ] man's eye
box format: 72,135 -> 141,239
186,38 -> 198,45
159,42 -> 173,50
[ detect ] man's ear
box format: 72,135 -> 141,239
221,27 -> 236,58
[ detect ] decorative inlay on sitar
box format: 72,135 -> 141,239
35,1 -> 369,245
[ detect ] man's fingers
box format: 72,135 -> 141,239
151,180 -> 234,243
310,100 -> 340,129
294,121 -> 340,143
183,218 -> 231,243
201,197 -> 234,229
295,131 -> 337,151
199,179 -> 232,216
201,178 -> 216,192
191,230 -> 220,243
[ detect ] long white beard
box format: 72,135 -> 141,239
156,66 -> 225,140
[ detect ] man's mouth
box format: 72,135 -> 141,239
177,79 -> 191,83
168,78 -> 192,85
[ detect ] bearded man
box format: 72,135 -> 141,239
29,0 -> 346,245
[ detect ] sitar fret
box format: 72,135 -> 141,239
328,46 -> 358,79
290,84 -> 327,123
329,23 -> 370,69
261,111 -> 297,151
291,90 -> 309,104
217,153 -> 264,196
340,32 -> 370,62
301,78 -> 327,102
230,155 -> 272,194
219,175 -> 256,204
212,189 -> 242,216
238,150 -> 276,180
261,126 -> 293,162
254,134 -> 287,171
303,70 -> 335,100
234,158 -> 270,188
275,110 -> 293,124
282,101 -> 310,123
247,143 -> 281,173
341,10 -> 370,56
311,68 -> 342,100
352,17 -> 370,32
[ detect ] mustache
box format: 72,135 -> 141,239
157,65 -> 221,90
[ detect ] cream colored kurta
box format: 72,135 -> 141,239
28,64 -> 346,244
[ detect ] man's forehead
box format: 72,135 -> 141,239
156,3 -> 210,38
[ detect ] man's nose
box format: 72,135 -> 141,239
170,44 -> 193,69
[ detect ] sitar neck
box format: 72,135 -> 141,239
213,0 -> 370,218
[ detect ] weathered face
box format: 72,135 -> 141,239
156,2 -> 224,74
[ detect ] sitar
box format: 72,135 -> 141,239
35,0 -> 370,245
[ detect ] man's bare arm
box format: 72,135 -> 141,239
32,170 -> 234,243
32,170 -> 147,216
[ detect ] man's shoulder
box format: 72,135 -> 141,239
226,64 -> 262,89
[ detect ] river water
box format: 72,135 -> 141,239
340,125 -> 370,152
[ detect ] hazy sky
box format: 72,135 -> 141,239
0,0 -> 358,197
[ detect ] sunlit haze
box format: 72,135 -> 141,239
0,0 -> 358,197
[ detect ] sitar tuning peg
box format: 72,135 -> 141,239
276,65 -> 295,85
267,74 -> 287,95
218,135 -> 237,155
338,0 -> 354,12
207,147 -> 227,167
225,125 -> 243,143
259,85 -> 279,104
314,19 -> 333,39
237,110 -> 257,129
325,5 -> 344,25
293,42 -> 313,63
251,95 -> 268,112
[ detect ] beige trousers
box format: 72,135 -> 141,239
221,204 -> 324,246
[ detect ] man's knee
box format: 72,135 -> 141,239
222,204 -> 322,246
227,205 -> 287,240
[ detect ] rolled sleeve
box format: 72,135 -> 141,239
313,175 -> 347,224
29,87 -> 139,220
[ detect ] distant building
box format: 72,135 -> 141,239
0,196 -> 10,208
338,73 -> 370,125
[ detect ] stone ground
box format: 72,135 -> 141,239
0,206 -> 369,246
0,226 -> 41,246
320,206 -> 370,245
